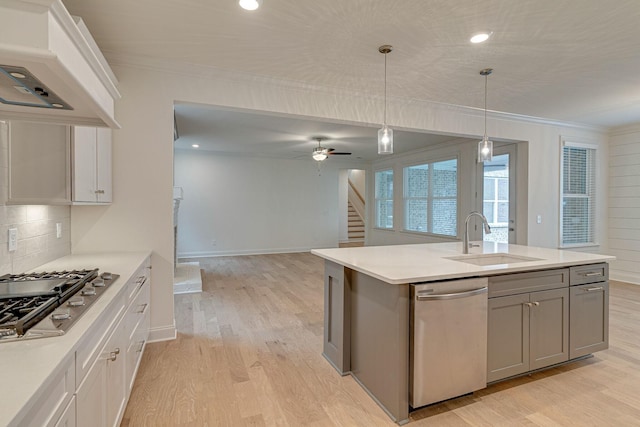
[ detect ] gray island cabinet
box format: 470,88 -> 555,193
311,242 -> 614,425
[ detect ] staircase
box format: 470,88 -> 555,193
344,201 -> 365,247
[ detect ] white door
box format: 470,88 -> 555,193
477,144 -> 517,244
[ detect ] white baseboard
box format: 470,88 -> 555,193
610,270 -> 640,285
178,246 -> 316,258
148,323 -> 177,342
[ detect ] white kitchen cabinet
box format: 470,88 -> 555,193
7,121 -> 71,205
76,313 -> 126,427
54,397 -> 76,427
72,126 -> 112,203
125,263 -> 151,393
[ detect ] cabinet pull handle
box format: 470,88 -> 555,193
94,189 -> 105,194
583,272 -> 602,277
532,301 -> 539,306
108,352 -> 118,362
583,286 -> 604,292
137,303 -> 148,314
523,302 -> 533,307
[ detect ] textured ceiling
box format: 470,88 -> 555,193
62,0 -> 640,155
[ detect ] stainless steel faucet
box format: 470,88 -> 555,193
463,211 -> 492,254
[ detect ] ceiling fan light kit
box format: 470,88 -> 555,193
478,68 -> 494,163
312,146 -> 328,161
378,44 -> 394,155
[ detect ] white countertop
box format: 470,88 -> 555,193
311,242 -> 614,284
0,251 -> 151,427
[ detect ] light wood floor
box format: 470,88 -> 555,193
121,253 -> 640,426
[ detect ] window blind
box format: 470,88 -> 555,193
561,144 -> 596,246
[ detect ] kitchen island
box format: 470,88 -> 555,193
311,242 -> 614,424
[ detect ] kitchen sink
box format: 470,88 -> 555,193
445,253 -> 543,266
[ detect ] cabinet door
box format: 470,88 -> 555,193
54,397 -> 76,427
77,316 -> 127,427
488,293 -> 530,382
96,127 -> 112,203
8,121 -> 70,204
76,352 -> 107,427
570,282 -> 609,359
106,317 -> 127,427
72,125 -> 98,202
530,287 -> 569,370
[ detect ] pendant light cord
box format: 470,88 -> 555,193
384,52 -> 387,126
483,72 -> 487,140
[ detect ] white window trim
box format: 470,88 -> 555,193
374,168 -> 394,230
559,138 -> 598,248
401,156 -> 459,237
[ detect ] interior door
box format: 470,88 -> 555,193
477,144 -> 517,244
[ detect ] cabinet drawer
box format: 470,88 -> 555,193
76,292 -> 126,387
126,260 -> 150,304
488,268 -> 569,298
126,308 -> 149,393
22,355 -> 75,427
570,263 -> 608,286
127,276 -> 150,341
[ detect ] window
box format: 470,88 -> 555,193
560,142 -> 596,246
374,169 -> 394,228
403,158 -> 457,236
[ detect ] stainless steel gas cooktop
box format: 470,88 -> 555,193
0,269 -> 119,342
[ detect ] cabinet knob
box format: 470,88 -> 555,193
523,302 -> 533,307
108,352 -> 118,362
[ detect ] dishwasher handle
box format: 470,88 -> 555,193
416,286 -> 488,301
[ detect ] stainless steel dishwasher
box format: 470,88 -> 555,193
410,277 -> 488,408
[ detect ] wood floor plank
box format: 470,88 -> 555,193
121,255 -> 640,426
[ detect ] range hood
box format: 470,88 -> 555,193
0,0 -> 120,128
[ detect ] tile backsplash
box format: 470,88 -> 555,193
0,205 -> 71,275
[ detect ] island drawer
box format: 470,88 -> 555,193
570,263 -> 608,286
488,268 -> 569,298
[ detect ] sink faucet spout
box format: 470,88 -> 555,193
463,211 -> 492,254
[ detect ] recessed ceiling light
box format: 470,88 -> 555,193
192,144 -> 200,148
239,0 -> 262,11
51,103 -> 64,108
9,72 -> 26,79
470,32 -> 492,44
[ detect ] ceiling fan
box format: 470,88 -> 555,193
311,137 -> 351,161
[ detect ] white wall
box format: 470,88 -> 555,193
608,125 -> 640,284
69,61 -> 609,340
175,150 -> 354,256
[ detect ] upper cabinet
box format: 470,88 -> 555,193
7,121 -> 71,205
72,126 -> 112,204
0,0 -> 120,128
5,121 -> 113,205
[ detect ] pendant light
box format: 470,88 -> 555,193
378,45 -> 393,155
478,68 -> 493,163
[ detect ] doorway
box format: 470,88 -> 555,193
478,144 -> 517,244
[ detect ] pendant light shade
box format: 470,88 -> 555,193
378,125 -> 393,154
478,68 -> 493,163
378,45 -> 393,155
